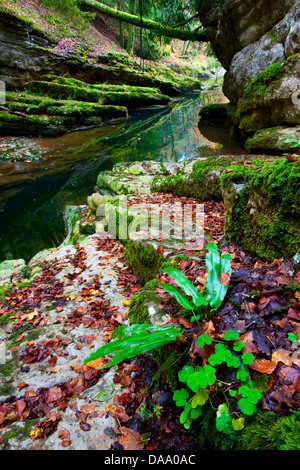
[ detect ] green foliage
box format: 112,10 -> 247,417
160,242 -> 232,319
205,242 -> 232,310
173,330 -> 262,433
84,323 -> 182,369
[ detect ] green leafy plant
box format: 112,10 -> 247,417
160,242 -> 232,320
84,243 -> 232,371
84,323 -> 182,369
284,138 -> 300,149
173,330 -> 262,433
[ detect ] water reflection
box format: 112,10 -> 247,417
0,85 -> 243,262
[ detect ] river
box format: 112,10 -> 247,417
0,83 -> 246,263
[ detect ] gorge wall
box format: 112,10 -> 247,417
200,0 -> 300,153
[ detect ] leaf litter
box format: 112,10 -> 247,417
0,190 -> 299,450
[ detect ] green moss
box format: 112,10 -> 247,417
1,419 -> 40,449
242,61 -> 284,102
128,279 -> 160,324
152,156 -> 234,200
124,241 -> 162,285
220,158 -> 300,260
193,406 -> 300,450
27,80 -> 101,103
236,411 -> 300,450
7,325 -> 43,348
236,61 -> 285,133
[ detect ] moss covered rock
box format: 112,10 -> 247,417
124,240 -> 163,285
245,126 -> 300,154
236,55 -> 300,136
151,156 -> 234,200
0,75 -> 173,137
221,157 -> 300,260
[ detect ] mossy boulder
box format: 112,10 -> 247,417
221,157 -> 300,260
245,126 -> 300,154
236,55 -> 300,137
153,153 -> 300,260
96,161 -> 170,196
0,75 -> 173,137
151,156 -> 234,201
128,279 -> 164,324
124,240 -> 162,285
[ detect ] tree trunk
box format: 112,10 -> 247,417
117,0 -> 124,48
126,0 -> 136,54
79,0 -> 208,42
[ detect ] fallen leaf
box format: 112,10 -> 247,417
292,349 -> 300,368
61,439 -> 71,447
271,349 -> 292,367
219,272 -> 230,285
15,334 -> 24,342
156,246 -> 164,257
80,404 -> 95,415
113,405 -> 130,423
30,428 -> 43,439
239,332 -> 259,354
17,382 -> 28,391
117,427 -> 144,450
250,359 -> 277,374
59,430 -> 70,439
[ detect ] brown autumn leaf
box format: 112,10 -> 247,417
117,427 -> 144,450
17,382 -> 28,391
178,317 -> 193,329
279,366 -> 300,392
292,350 -> 300,368
239,332 -> 259,354
113,405 -> 130,423
61,439 -> 71,447
15,334 -> 25,342
203,320 -> 215,336
219,272 -> 231,286
59,430 -> 70,439
250,358 -> 277,374
15,399 -> 26,417
156,246 -> 164,257
285,155 -> 298,162
271,349 -> 292,367
45,386 -> 63,404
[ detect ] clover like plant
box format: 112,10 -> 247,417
173,330 -> 262,433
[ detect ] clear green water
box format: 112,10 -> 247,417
0,88 -> 245,263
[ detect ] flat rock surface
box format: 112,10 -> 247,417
0,234 -> 140,450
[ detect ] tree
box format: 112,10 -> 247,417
78,0 -> 208,42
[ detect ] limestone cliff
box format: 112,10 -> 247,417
199,0 -> 300,153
